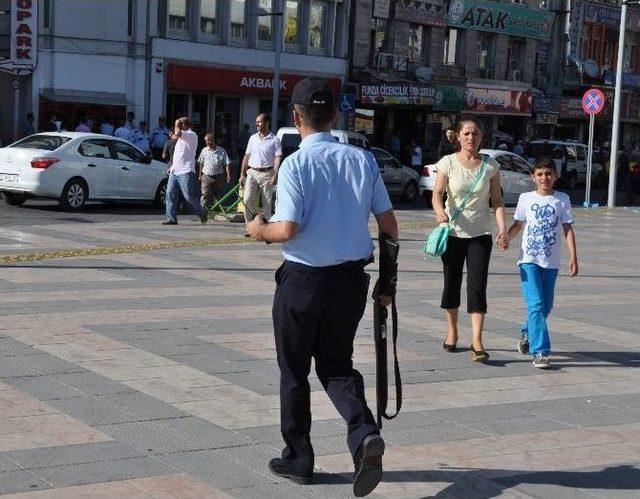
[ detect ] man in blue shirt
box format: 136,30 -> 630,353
247,78 -> 398,497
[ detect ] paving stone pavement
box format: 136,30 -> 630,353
0,208 -> 639,498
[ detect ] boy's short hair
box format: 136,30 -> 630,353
532,156 -> 556,174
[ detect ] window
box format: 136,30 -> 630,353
285,0 -> 300,44
511,157 -> 531,175
79,140 -> 111,159
10,135 -> 71,151
506,37 -> 526,79
43,0 -> 51,29
169,0 -> 188,31
443,28 -> 461,65
477,32 -> 495,76
257,0 -> 273,41
200,0 -> 218,35
127,0 -> 134,36
496,155 -> 512,171
373,149 -> 397,168
309,1 -> 327,48
112,141 -> 146,162
409,25 -> 430,63
230,0 -> 246,38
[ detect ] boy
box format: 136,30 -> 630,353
506,157 -> 579,369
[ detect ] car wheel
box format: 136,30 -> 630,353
423,190 -> 433,208
59,178 -> 88,211
1,192 -> 27,206
402,181 -> 418,202
153,180 -> 167,208
569,171 -> 578,190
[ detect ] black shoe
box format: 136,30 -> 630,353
443,341 -> 457,352
161,219 -> 177,225
353,434 -> 384,497
268,458 -> 312,485
200,212 -> 208,225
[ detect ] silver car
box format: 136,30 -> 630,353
370,148 -> 420,202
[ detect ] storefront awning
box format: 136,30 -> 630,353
40,89 -> 132,107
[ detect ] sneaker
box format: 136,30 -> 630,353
533,353 -> 550,369
161,219 -> 177,225
518,335 -> 529,355
268,458 -> 312,485
199,212 -> 208,225
353,434 -> 384,497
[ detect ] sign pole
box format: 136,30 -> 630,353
585,113 -> 595,206
13,84 -> 20,142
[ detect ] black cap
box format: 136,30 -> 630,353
291,77 -> 335,107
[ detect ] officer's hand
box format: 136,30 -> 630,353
268,176 -> 277,187
378,295 -> 392,307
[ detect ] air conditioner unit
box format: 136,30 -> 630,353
512,69 -> 523,81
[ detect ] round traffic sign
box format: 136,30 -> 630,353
582,88 -> 605,115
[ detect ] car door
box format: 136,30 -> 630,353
77,139 -> 121,198
109,140 -> 154,198
495,154 -> 516,204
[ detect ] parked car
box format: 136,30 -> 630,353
276,127 -> 370,160
527,140 -> 601,189
370,147 -> 420,202
419,149 -> 535,206
0,132 -> 168,211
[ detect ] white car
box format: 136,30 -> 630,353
370,147 -> 420,202
0,132 -> 168,210
419,149 -> 535,206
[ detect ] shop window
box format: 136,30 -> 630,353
285,0 -> 301,45
200,0 -> 218,35
257,0 -> 273,41
166,94 -> 188,123
309,1 -> 327,49
409,25 -> 430,63
230,0 -> 247,39
169,0 -> 188,31
477,32 -> 495,78
215,97 -> 241,159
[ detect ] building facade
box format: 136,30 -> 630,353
0,0 -> 350,160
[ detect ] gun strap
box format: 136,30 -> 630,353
382,294 -> 402,421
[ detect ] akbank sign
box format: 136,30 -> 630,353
447,0 -> 555,41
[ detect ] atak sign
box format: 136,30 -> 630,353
447,0 -> 555,41
581,88 -> 606,116
0,0 -> 38,75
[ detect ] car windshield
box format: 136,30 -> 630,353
10,135 -> 72,151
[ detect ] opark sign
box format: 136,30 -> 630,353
360,83 -> 436,105
447,0 -> 555,40
465,86 -> 533,115
0,0 -> 38,75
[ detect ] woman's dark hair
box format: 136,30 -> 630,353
455,117 -> 484,134
532,156 -> 556,174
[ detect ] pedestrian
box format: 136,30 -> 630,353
126,111 -> 136,132
239,113 -> 282,227
46,114 -> 60,132
389,133 -> 401,160
246,77 -> 398,497
100,117 -> 115,136
151,116 -> 170,160
512,140 -> 525,156
432,117 -> 507,361
237,123 -> 252,159
162,133 -> 177,165
198,132 -> 232,211
410,139 -> 423,173
162,117 -> 207,226
23,113 -> 35,137
114,119 -> 133,142
133,120 -> 151,154
506,156 -> 578,369
75,117 -> 91,133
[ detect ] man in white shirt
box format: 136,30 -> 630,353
239,113 -> 282,226
198,132 -> 231,211
162,117 -> 207,226
410,139 -> 422,173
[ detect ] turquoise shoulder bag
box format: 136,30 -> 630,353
423,159 -> 487,257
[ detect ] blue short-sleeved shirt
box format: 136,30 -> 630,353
270,132 -> 392,267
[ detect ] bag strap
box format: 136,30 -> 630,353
448,155 -> 487,224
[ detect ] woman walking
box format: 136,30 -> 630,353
431,118 -> 507,361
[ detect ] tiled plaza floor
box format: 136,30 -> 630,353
0,207 -> 639,498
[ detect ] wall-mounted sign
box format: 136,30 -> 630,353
0,0 -> 38,75
536,113 -> 559,125
465,86 -> 532,115
396,0 -> 446,28
360,82 -> 436,105
560,97 -> 586,119
433,85 -> 465,112
533,96 -> 560,114
447,0 -> 555,41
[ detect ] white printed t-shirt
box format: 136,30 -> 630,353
514,191 -> 573,269
172,129 -> 198,175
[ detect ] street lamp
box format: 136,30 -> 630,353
608,0 -> 640,207
254,1 -> 284,134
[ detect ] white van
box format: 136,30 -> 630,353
276,127 -> 370,160
527,140 -> 601,189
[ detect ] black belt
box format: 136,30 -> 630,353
249,167 -> 273,171
284,258 -> 372,273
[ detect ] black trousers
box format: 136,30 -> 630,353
273,260 -> 379,476
441,234 -> 493,313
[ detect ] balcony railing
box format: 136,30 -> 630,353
373,52 -> 466,84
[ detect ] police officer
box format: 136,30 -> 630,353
247,77 -> 399,497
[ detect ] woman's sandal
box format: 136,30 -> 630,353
470,345 -> 489,362
442,341 -> 457,352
